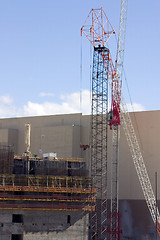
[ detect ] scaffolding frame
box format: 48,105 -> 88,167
0,174 -> 96,211
0,174 -> 94,190
0,145 -> 14,174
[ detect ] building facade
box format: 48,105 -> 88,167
0,111 -> 159,239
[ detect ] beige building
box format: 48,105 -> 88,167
0,111 -> 159,239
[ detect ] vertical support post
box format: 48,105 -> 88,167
2,175 -> 5,186
47,175 -> 48,187
92,9 -> 94,45
109,125 -> 121,240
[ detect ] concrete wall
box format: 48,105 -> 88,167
32,125 -> 80,158
0,113 -> 81,156
0,129 -> 18,153
0,211 -> 88,240
119,199 -> 158,240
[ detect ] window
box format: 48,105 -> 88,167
67,215 -> 71,224
12,214 -> 23,223
12,234 -> 23,240
14,191 -> 24,195
68,162 -> 72,176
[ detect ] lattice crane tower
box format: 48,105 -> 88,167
81,8 -> 115,240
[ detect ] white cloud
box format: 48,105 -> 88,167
60,90 -> 91,115
0,95 -> 16,118
0,90 -> 91,118
39,92 -> 54,97
0,92 -> 145,118
126,103 -> 146,112
0,95 -> 13,105
23,90 -> 91,116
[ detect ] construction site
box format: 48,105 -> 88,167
0,1 -> 160,240
0,110 -> 159,240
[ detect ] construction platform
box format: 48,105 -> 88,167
0,147 -> 96,212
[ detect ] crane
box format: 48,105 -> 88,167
109,0 -> 160,238
81,4 -> 128,239
81,1 -> 160,239
81,8 -> 115,239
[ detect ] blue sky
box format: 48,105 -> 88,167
0,0 -> 159,118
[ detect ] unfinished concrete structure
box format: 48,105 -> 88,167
0,111 -> 159,239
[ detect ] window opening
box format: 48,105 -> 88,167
12,214 -> 23,223
11,234 -> 23,240
67,215 -> 71,224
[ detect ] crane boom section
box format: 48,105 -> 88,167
121,97 -> 160,236
116,0 -> 128,81
110,0 -> 128,127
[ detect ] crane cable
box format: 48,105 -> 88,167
80,35 -> 83,114
113,31 -> 143,151
123,70 -> 144,151
80,33 -> 93,116
80,35 -> 93,147
80,35 -> 83,148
